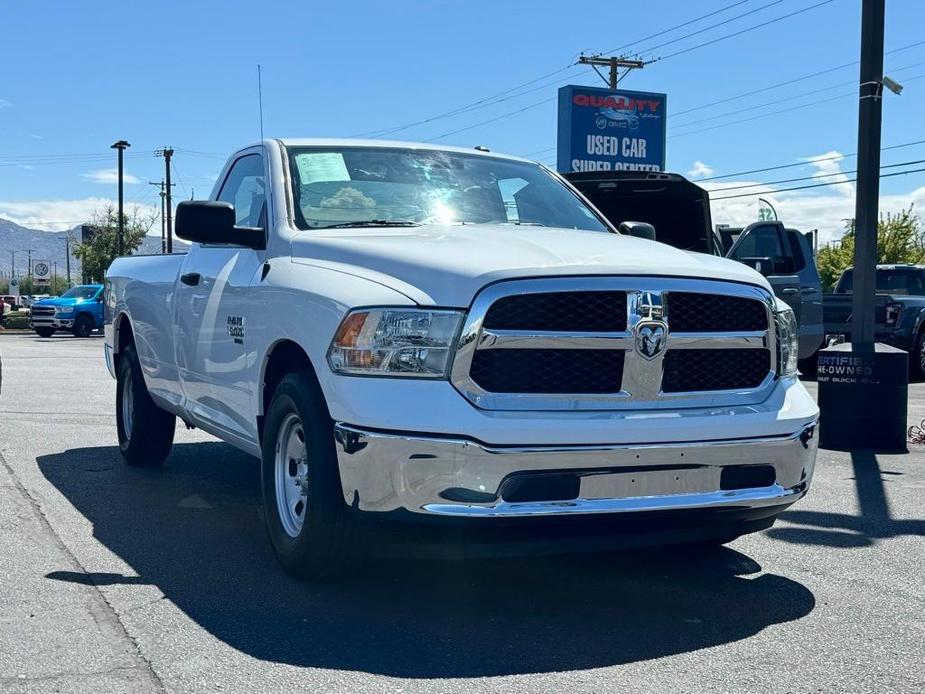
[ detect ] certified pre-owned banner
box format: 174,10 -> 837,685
557,85 -> 667,174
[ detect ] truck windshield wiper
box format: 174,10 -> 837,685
320,220 -> 422,229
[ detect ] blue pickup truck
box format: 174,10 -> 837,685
30,284 -> 104,338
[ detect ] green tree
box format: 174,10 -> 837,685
817,206 -> 925,291
72,205 -> 154,282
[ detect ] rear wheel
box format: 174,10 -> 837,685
72,314 -> 94,338
116,344 -> 175,466
34,327 -> 54,338
261,371 -> 355,580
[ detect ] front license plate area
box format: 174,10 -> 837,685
579,467 -> 716,500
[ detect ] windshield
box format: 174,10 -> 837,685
60,286 -> 99,300
287,147 -> 608,232
836,268 -> 925,295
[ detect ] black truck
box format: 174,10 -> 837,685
823,264 -> 925,377
564,171 -> 824,364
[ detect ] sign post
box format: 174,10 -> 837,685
32,260 -> 51,289
557,85 -> 667,174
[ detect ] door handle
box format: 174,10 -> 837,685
781,287 -> 799,295
180,272 -> 201,286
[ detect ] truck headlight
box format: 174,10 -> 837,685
328,308 -> 464,377
775,303 -> 799,377
55,308 -> 73,316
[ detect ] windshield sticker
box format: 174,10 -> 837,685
296,153 -> 351,185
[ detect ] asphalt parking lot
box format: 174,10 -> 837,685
0,333 -> 922,693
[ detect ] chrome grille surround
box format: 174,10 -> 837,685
450,277 -> 778,411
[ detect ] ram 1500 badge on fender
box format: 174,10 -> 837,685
104,139 -> 819,579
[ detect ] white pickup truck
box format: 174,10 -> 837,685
105,139 -> 819,578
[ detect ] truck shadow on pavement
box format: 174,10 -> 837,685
767,451 -> 925,548
38,442 -> 815,678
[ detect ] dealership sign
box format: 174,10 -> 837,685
557,85 -> 667,173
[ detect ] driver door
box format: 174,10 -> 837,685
174,151 -> 267,445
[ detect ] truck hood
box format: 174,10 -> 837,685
290,223 -> 770,306
34,297 -> 80,308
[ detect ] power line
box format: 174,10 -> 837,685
675,59 -> 925,130
649,0 -> 835,63
425,96 -> 557,142
352,62 -> 580,139
707,158 -> 925,192
711,165 -> 925,200
671,39 -> 925,119
351,3 -> 782,140
672,72 -> 925,138
601,0 -> 754,54
695,138 -> 925,181
416,2 -> 838,146
633,0 -> 785,58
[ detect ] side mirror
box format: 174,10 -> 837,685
175,201 -> 266,250
618,221 -> 657,241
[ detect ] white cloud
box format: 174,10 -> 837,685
0,197 -> 158,232
81,168 -> 141,185
0,98 -> 10,110
708,180 -> 925,246
687,161 -> 714,178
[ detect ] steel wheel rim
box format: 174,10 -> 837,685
122,369 -> 134,441
274,412 -> 309,538
919,339 -> 925,372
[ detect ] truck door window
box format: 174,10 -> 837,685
785,230 -> 806,271
731,225 -> 792,273
217,154 -> 266,230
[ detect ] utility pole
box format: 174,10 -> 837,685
64,234 -> 71,286
25,249 -> 35,281
850,0 -> 886,351
149,180 -> 174,253
111,140 -> 131,255
817,0 -> 907,453
156,148 -> 175,253
578,54 -> 645,89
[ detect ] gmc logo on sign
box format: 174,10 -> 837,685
571,94 -> 662,113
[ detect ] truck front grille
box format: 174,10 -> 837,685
665,292 -> 767,332
31,306 -> 55,317
662,349 -> 771,392
470,348 -> 624,394
483,291 -> 627,332
451,278 -> 777,410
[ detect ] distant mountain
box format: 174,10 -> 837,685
0,218 -> 187,281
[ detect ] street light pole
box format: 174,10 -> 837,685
111,140 -> 131,256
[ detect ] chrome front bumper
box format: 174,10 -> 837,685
30,317 -> 73,329
333,422 -> 818,518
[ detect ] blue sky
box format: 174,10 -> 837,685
1,0 -> 923,240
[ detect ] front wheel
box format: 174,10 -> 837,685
116,344 -> 175,466
72,314 -> 94,338
261,372 -> 355,580
34,327 -> 54,338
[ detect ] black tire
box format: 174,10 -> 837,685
116,344 -> 175,466
34,327 -> 54,338
912,329 -> 925,381
72,313 -> 94,338
261,371 -> 355,580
